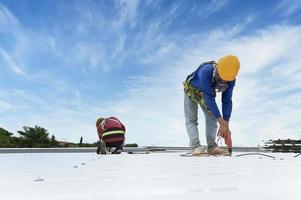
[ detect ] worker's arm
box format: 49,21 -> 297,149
96,126 -> 104,155
198,65 -> 222,119
221,81 -> 235,152
222,80 -> 235,121
218,119 -> 232,151
217,117 -> 229,136
96,125 -> 104,141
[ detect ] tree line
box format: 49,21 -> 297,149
0,126 -> 74,148
0,126 -> 138,148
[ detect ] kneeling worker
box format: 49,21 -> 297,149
184,55 -> 240,155
96,117 -> 126,154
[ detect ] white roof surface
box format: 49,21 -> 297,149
0,152 -> 300,200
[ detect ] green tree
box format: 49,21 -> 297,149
50,135 -> 59,147
79,136 -> 83,146
17,126 -> 51,147
124,143 -> 138,147
0,127 -> 16,147
0,127 -> 13,137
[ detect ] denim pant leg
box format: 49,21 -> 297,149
200,105 -> 218,149
184,94 -> 201,148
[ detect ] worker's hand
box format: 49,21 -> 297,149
218,124 -> 229,136
220,130 -> 232,148
217,118 -> 229,136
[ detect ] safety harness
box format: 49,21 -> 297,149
183,61 -> 216,114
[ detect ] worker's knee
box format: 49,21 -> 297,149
185,118 -> 198,126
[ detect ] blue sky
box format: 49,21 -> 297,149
1,0 -> 301,146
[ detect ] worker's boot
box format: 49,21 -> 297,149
208,146 -> 229,156
112,149 -> 122,154
96,146 -> 101,154
191,146 -> 207,155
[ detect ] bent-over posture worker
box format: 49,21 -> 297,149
184,55 -> 240,155
96,117 -> 126,154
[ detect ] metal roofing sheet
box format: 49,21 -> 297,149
0,152 -> 300,200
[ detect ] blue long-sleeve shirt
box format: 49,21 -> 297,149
189,63 -> 235,121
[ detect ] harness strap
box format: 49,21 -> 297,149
184,61 -> 216,114
184,81 -> 204,104
184,81 -> 212,114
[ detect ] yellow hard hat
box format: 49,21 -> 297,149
217,55 -> 240,81
96,118 -> 104,126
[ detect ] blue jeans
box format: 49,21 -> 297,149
184,93 -> 218,149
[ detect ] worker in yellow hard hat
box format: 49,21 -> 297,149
183,55 -> 240,156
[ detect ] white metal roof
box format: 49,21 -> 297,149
0,152 -> 300,200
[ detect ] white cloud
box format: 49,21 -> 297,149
276,0 -> 301,16
194,0 -> 229,17
0,4 -> 19,33
111,33 -> 126,61
0,100 -> 11,111
0,48 -> 26,75
0,5 -> 27,76
112,0 -> 140,29
206,0 -> 229,14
